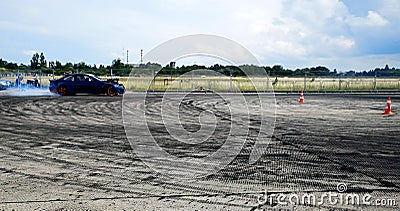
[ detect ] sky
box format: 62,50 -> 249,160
1,0 -> 400,72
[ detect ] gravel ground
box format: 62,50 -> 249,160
0,92 -> 399,210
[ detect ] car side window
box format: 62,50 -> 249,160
83,75 -> 92,82
76,75 -> 84,82
63,76 -> 74,81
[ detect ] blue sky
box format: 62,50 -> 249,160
1,0 -> 399,71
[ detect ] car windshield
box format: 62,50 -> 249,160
63,75 -> 74,81
88,74 -> 102,82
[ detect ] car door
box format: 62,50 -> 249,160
72,75 -> 88,93
85,75 -> 103,93
59,75 -> 75,92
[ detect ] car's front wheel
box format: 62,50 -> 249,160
57,86 -> 68,96
106,86 -> 117,96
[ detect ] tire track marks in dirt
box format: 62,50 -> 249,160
0,95 -> 257,208
1,94 -> 399,210
274,94 -> 400,191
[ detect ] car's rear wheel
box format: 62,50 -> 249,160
106,86 -> 117,96
57,86 -> 68,96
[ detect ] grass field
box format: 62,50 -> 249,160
2,75 -> 400,92
119,76 -> 400,92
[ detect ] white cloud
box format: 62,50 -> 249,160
346,10 -> 389,27
229,0 -> 357,63
324,35 -> 356,50
23,50 -> 38,56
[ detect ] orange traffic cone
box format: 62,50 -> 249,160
299,91 -> 304,103
383,97 -> 393,115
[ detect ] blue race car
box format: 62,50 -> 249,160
49,73 -> 125,96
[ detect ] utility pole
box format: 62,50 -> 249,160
126,50 -> 129,65
140,49 -> 143,64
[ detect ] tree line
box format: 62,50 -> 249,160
1,52 -> 400,77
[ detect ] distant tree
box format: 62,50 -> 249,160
264,66 -> 272,75
0,58 -> 6,67
30,52 -> 40,70
39,52 -> 47,68
272,65 -> 284,72
64,62 -> 74,73
111,58 -> 124,69
344,70 -> 356,77
19,63 -> 28,70
55,61 -> 62,69
270,65 -> 286,76
74,62 -> 88,71
384,64 -> 389,70
5,62 -> 18,70
210,64 -> 222,71
48,61 -> 55,68
310,66 -> 330,76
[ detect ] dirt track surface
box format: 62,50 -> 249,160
0,93 -> 399,210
